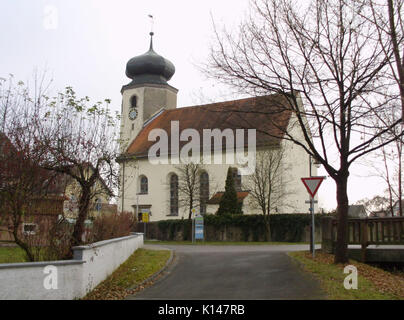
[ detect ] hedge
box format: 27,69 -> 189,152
137,214 -> 322,242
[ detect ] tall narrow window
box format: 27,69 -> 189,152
170,174 -> 178,216
232,168 -> 241,191
140,176 -> 148,194
200,171 -> 209,215
130,95 -> 137,108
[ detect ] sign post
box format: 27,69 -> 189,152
301,177 -> 325,258
191,208 -> 204,244
141,209 -> 150,240
191,208 -> 196,244
194,215 -> 204,242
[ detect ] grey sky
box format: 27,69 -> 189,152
0,0 -> 388,210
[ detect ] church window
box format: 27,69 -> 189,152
170,174 -> 178,216
139,175 -> 148,194
200,171 -> 209,215
130,95 -> 137,108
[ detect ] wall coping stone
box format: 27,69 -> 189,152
72,233 -> 141,251
0,259 -> 84,270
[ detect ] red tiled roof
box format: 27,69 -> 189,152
125,94 -> 292,157
207,191 -> 250,205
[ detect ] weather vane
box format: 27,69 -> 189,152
148,14 -> 154,34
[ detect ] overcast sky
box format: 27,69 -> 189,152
0,0 -> 389,211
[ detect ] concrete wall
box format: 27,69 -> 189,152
0,233 -> 143,300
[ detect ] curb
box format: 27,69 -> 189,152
127,247 -> 175,292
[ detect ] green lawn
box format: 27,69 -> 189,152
289,251 -> 404,300
83,248 -> 171,300
0,246 -> 27,263
145,240 -> 310,245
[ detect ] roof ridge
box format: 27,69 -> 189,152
169,94 -> 279,112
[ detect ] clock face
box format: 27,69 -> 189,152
129,108 -> 137,120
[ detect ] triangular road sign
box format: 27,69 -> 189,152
301,177 -> 324,198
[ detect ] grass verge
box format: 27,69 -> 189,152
0,246 -> 27,263
145,240 -> 311,245
289,251 -> 404,300
83,248 -> 171,300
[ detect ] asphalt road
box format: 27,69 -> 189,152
127,244 -> 326,300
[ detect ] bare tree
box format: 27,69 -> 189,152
359,0 -> 404,122
203,0 -> 403,263
244,148 -> 294,215
176,162 -> 204,220
355,195 -> 391,215
0,76 -> 57,261
368,103 -> 404,216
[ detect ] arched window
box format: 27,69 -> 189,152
200,171 -> 209,215
140,175 -> 148,194
232,168 -> 241,191
170,174 -> 178,216
130,95 -> 137,108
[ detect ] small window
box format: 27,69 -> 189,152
94,198 -> 102,211
22,223 -> 37,235
130,95 -> 137,108
140,176 -> 148,194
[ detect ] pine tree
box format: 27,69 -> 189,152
217,167 -> 242,215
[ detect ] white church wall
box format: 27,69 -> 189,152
119,143 -> 312,221
279,112 -> 318,214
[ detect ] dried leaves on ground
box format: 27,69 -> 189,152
82,248 -> 171,300
293,251 -> 404,300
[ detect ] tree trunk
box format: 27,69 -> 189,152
69,186 -> 91,255
13,225 -> 34,262
263,214 -> 271,241
334,174 -> 349,264
398,140 -> 402,216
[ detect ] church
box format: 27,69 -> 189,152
117,33 -> 316,222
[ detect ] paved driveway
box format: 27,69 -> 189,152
127,244 -> 325,300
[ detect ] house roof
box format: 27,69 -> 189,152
348,205 -> 367,217
124,94 -> 292,158
207,191 -> 250,205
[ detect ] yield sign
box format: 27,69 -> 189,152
301,177 -> 324,198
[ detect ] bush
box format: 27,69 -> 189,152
269,214 -> 321,242
18,216 -> 73,261
88,211 -> 135,243
143,214 -> 320,242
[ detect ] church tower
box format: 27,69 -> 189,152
120,32 -> 178,151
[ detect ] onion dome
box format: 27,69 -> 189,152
125,32 -> 175,85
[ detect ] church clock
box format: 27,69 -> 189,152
129,108 -> 137,120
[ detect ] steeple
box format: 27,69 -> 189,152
125,32 -> 175,86
149,32 -> 154,51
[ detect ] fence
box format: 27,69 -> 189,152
322,216 -> 404,260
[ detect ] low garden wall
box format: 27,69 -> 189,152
0,232 -> 144,300
135,214 -> 322,242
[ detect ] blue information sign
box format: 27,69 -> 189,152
194,215 -> 204,240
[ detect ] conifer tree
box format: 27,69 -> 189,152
217,167 -> 242,215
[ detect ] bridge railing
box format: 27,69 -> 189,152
321,216 -> 404,257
